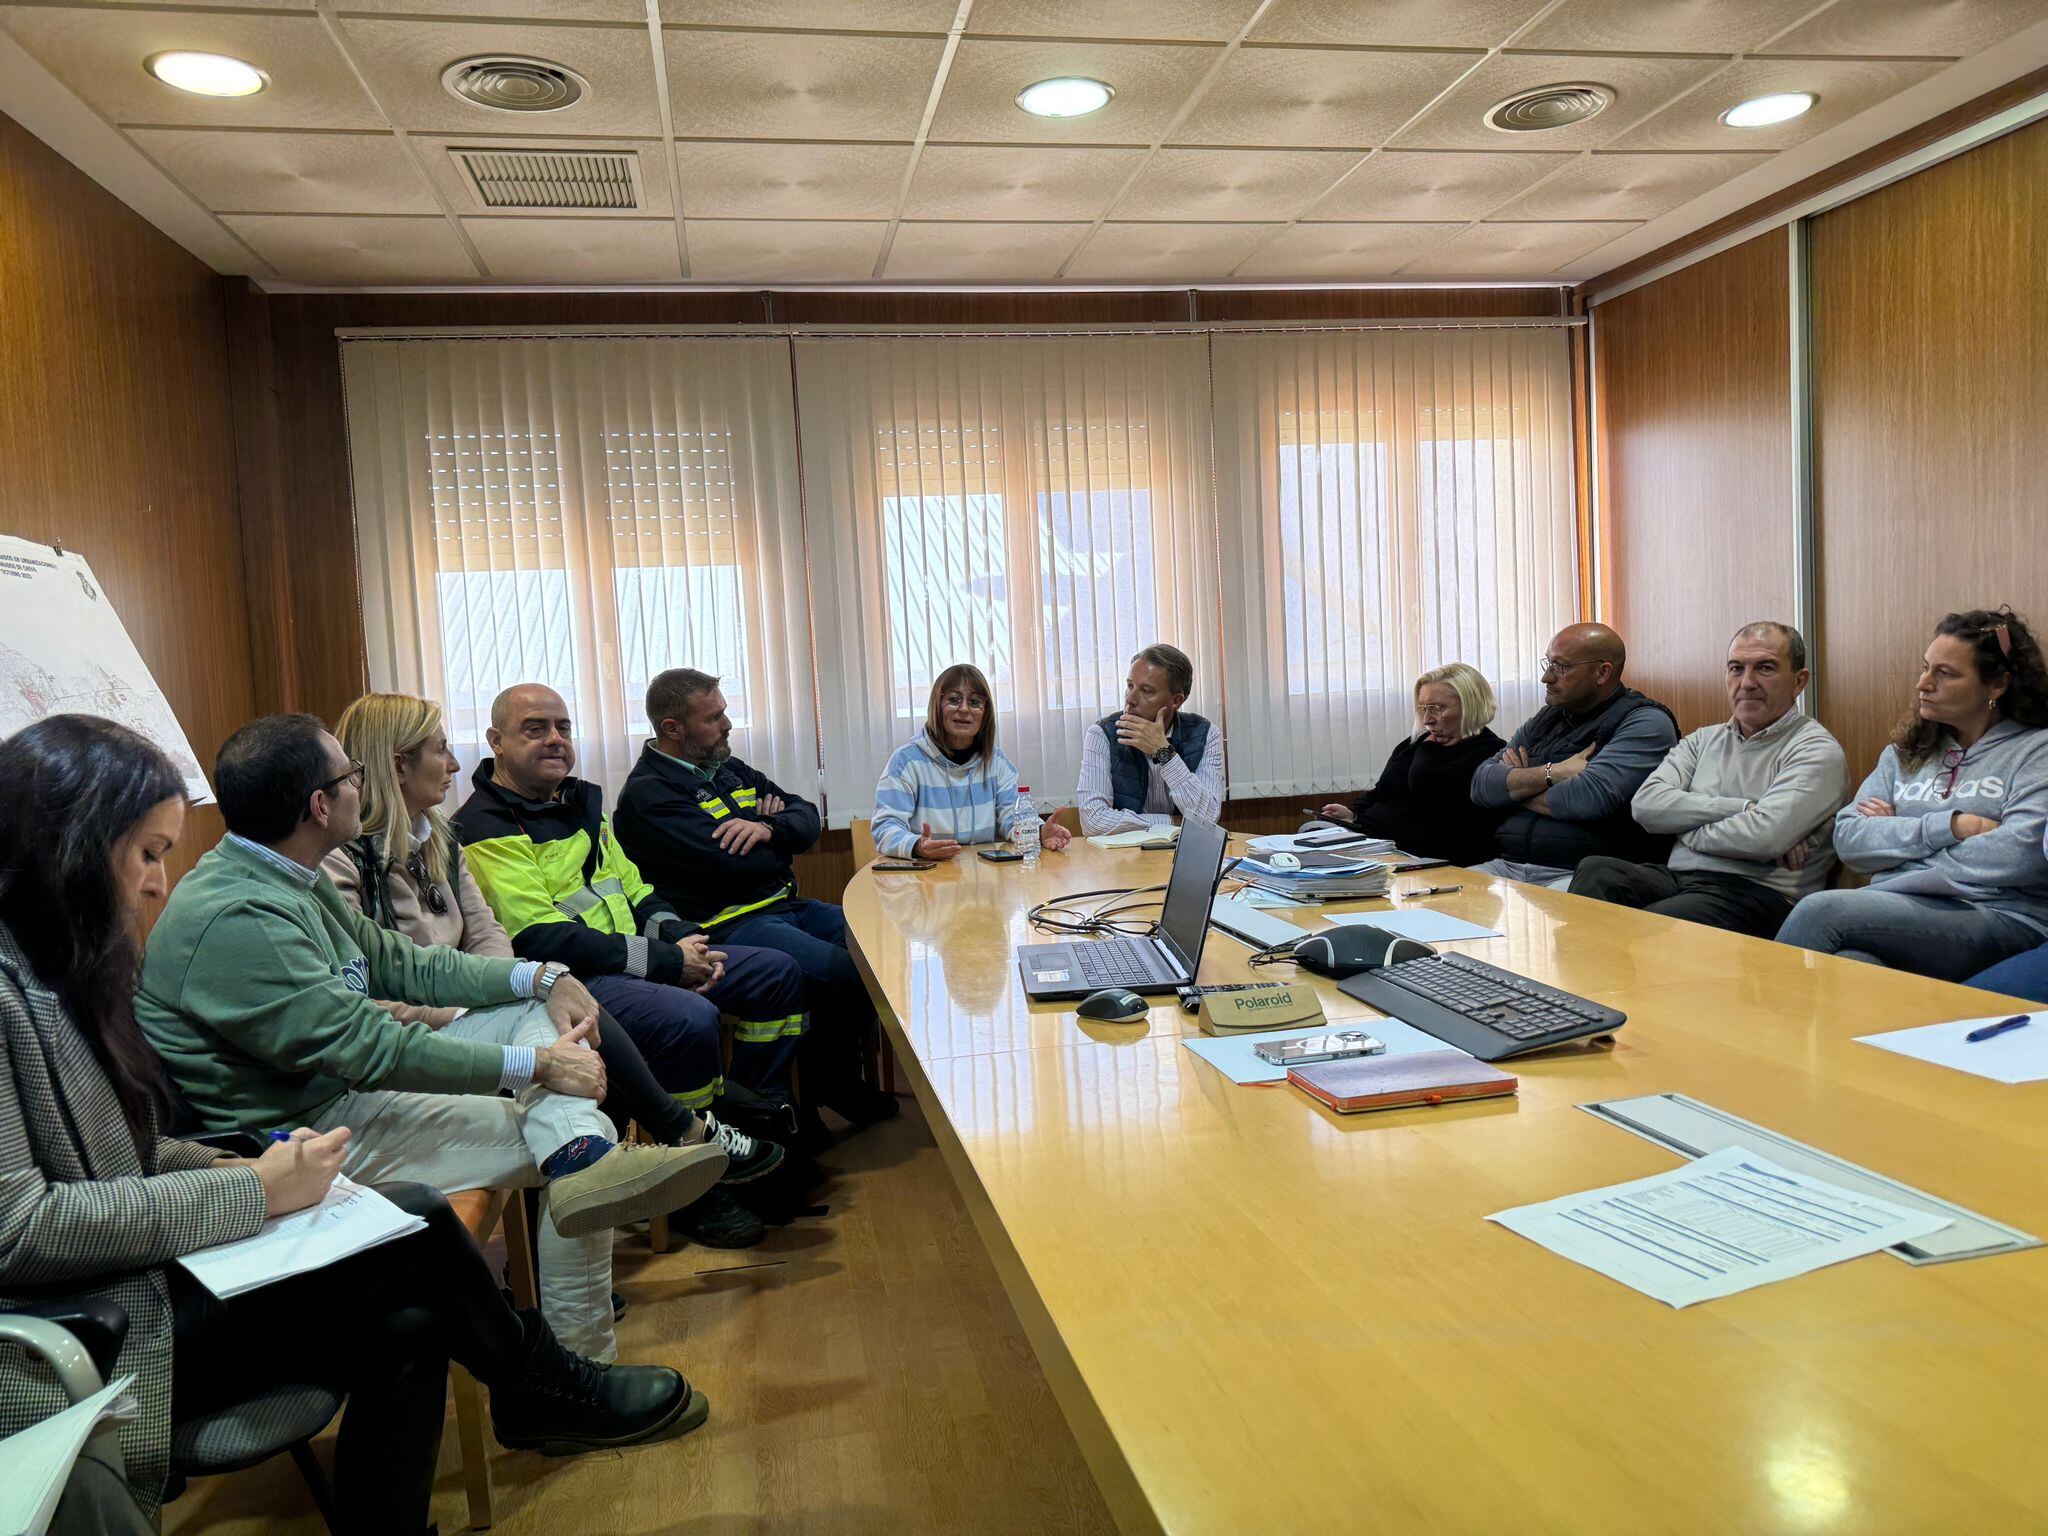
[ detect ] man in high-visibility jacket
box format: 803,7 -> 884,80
453,684 -> 806,1247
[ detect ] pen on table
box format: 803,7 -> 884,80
1965,1013 -> 2033,1043
1398,885 -> 1463,899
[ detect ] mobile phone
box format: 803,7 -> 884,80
1253,1030 -> 1385,1067
873,858 -> 935,871
977,848 -> 1025,863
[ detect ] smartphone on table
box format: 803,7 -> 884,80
1253,1030 -> 1385,1067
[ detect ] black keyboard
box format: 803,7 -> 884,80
1076,938 -> 1171,987
1337,952 -> 1624,1061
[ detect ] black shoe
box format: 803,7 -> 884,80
701,1111 -> 786,1184
611,1291 -> 627,1322
820,1082 -> 901,1128
491,1309 -> 707,1456
674,1186 -> 765,1249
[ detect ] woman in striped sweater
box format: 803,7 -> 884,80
871,664 -> 1073,861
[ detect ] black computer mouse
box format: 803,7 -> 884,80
1076,988 -> 1150,1021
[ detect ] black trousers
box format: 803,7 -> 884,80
1569,857 -> 1793,939
594,1004 -> 696,1142
171,1182 -> 524,1536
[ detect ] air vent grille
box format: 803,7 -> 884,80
452,148 -> 643,211
1485,83 -> 1612,133
443,55 -> 587,113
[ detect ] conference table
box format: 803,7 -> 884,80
841,837 -> 2048,1535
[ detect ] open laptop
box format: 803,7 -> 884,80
1016,814 -> 1231,1000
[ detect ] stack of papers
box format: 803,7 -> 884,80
1235,851 -> 1392,902
178,1175 -> 426,1299
0,1375 -> 137,1536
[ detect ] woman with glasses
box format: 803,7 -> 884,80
1778,608 -> 2048,979
328,694 -> 787,1250
872,664 -> 1072,861
1312,662 -> 1510,866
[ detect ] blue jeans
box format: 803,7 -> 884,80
1966,942 -> 2048,1005
1776,889 -> 2042,981
587,942 -> 806,1110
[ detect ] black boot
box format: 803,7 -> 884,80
490,1309 -> 708,1456
674,1186 -> 766,1249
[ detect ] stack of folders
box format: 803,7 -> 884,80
1289,1050 -> 1517,1114
1235,849 -> 1392,902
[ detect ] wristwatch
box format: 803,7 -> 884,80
1543,762 -> 1555,788
533,962 -> 569,1000
1151,743 -> 1175,766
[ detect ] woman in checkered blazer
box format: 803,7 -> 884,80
0,716 -> 699,1535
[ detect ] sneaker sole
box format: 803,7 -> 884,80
504,1387 -> 711,1458
717,1140 -> 787,1186
550,1146 -> 728,1239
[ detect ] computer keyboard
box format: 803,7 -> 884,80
1076,938 -> 1166,987
1336,951 -> 1624,1062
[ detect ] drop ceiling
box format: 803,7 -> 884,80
3,0 -> 2047,288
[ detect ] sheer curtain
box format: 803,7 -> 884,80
794,333 -> 1220,826
1210,325 -> 1577,799
341,335 -> 819,800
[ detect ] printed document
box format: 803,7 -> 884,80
1487,1146 -> 1952,1307
0,1374 -> 136,1536
178,1175 -> 425,1300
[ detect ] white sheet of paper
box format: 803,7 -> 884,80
1181,1017 -> 1449,1084
1857,1013 -> 2048,1084
1320,910 -> 1504,943
0,1374 -> 136,1536
1249,832 -> 1396,855
1487,1145 -> 1952,1308
178,1174 -> 426,1300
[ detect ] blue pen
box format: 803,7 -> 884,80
1965,1014 -> 2033,1043
268,1129 -> 295,1143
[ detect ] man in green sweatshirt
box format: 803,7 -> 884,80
138,714 -> 727,1362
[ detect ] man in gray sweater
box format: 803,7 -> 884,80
1570,622 -> 1846,936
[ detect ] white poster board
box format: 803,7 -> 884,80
0,534 -> 212,802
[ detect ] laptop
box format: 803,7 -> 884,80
1016,815 -> 1231,1000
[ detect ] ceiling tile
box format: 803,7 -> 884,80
929,38 -> 1220,143
1490,149 -> 1773,220
1516,0 -> 1833,55
675,140 -> 909,218
126,128 -> 437,215
0,8 -> 379,129
413,135 -> 674,216
1307,149 -> 1570,220
1234,221 -> 1465,278
222,213 -> 478,282
1064,220 -> 1274,279
883,221 -> 1091,279
1114,147 -> 1355,220
1249,0 -> 1550,49
337,19 -> 662,137
1398,219 -> 1637,275
1391,52 -> 1727,152
905,144 -> 1145,220
1605,56 -> 1949,151
342,0 -> 644,19
1761,0 -> 2048,58
464,216 -> 682,280
658,0 -> 956,29
663,29 -> 945,140
685,219 -> 888,279
968,0 -> 1263,42
1173,46 -> 1480,148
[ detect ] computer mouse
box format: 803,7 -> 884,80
1076,988 -> 1151,1022
1268,851 -> 1302,870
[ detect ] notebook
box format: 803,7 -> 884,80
1288,1049 -> 1517,1114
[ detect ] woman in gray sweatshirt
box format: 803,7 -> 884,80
1778,608 -> 2048,980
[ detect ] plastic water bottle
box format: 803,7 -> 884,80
1013,787 -> 1043,865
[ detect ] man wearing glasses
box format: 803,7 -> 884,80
1468,623 -> 1679,887
139,713 -> 727,1364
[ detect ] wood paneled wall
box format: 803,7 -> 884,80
1811,115 -> 2048,779
0,109 -> 253,875
1592,230 -> 1795,733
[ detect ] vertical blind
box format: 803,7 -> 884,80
342,324 -> 1579,822
794,334 -> 1219,822
342,336 -> 819,798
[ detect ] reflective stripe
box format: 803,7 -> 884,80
622,935 -> 649,978
732,788 -> 758,806
706,882 -> 794,929
701,799 -> 731,821
553,886 -> 601,920
732,1012 -> 807,1044
670,1080 -> 720,1112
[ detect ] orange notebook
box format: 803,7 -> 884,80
1288,1049 -> 1517,1114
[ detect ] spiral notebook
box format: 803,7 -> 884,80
1289,1049 -> 1517,1114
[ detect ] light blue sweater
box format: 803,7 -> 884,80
872,732 -> 1021,858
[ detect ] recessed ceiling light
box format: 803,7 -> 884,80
1016,77 -> 1113,118
146,51 -> 268,98
1722,91 -> 1816,128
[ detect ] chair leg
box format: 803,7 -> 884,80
501,1193 -> 540,1313
288,1438 -> 341,1536
629,1122 -> 671,1254
451,1366 -> 495,1530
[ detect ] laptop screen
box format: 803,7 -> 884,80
1156,815 -> 1229,972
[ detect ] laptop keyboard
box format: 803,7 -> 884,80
1076,938 -> 1166,987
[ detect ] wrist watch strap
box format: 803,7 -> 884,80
534,962 -> 567,1000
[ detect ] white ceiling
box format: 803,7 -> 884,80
4,0 -> 2047,288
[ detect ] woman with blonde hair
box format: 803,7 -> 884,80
329,694 -> 783,1250
872,663 -> 1071,860
1314,661 -> 1509,866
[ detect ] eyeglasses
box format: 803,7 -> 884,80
941,693 -> 988,713
1417,703 -> 1457,720
1936,747 -> 1965,799
407,849 -> 448,915
1539,656 -> 1593,676
319,761 -> 366,797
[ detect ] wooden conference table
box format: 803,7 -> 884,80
842,838 -> 2048,1535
